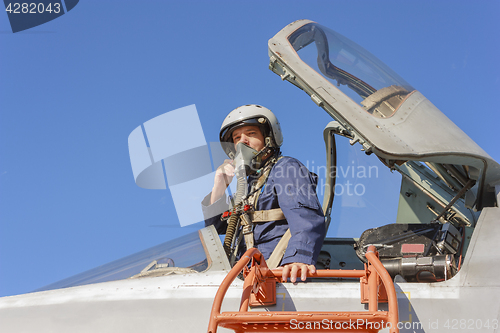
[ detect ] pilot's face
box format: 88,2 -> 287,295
231,125 -> 265,152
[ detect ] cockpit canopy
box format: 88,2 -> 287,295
289,22 -> 414,118
36,226 -> 229,292
269,20 -> 500,210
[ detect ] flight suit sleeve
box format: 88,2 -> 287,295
201,192 -> 230,235
272,159 -> 326,265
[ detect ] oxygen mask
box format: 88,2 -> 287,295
233,142 -> 260,177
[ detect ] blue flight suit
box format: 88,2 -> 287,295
202,156 -> 326,265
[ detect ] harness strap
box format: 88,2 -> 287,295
248,208 -> 285,223
266,229 -> 291,269
246,155 -> 283,209
240,213 -> 254,249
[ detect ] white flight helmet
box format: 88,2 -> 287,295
219,104 -> 283,158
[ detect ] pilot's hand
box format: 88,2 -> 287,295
280,262 -> 316,283
211,160 -> 235,204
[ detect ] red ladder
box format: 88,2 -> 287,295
207,245 -> 399,333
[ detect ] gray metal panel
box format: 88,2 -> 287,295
459,207 -> 500,287
199,225 -> 231,272
0,271 -> 240,333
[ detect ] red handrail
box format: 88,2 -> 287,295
207,246 -> 399,333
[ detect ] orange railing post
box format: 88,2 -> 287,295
208,248 -> 264,333
365,245 -> 399,332
207,246 -> 399,333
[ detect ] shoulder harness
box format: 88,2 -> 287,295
225,155 -> 291,268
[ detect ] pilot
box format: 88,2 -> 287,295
202,105 -> 326,283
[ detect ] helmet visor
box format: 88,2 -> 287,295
219,118 -> 268,144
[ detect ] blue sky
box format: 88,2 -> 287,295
0,0 -> 499,297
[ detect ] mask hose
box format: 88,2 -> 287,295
223,170 -> 246,258
222,143 -> 259,259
